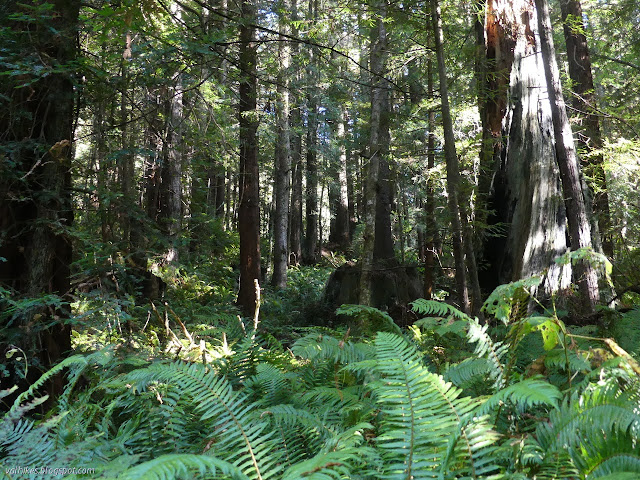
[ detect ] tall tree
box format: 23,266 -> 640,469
159,3 -> 184,265
328,106 -> 351,251
480,0 -> 572,297
271,0 -> 292,288
303,0 -> 319,265
289,0 -> 303,266
0,0 -> 80,393
236,0 -> 261,316
431,0 -> 470,313
359,0 -> 390,305
560,0 -> 612,257
536,0 -> 600,313
424,59 -> 439,300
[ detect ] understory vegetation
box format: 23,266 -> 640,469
2,250 -> 640,479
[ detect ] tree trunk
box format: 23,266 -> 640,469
359,0 -> 389,305
271,1 -> 292,288
288,0 -> 303,266
560,0 -> 612,257
119,32 -> 134,251
431,0 -> 470,313
424,59 -> 439,300
536,0 -> 599,313
480,0 -> 572,298
159,5 -> 184,265
330,107 -> 351,251
236,0 -> 261,317
303,0 -> 319,265
0,0 -> 80,397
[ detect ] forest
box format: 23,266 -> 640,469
1,0 -> 640,477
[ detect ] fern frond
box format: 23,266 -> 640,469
444,358 -> 491,387
578,431 -> 640,478
292,333 -> 374,366
336,304 -> 402,334
9,354 -> 89,414
476,378 -> 561,417
373,332 -> 479,479
440,414 -> 503,479
125,361 -> 282,480
280,447 -> 377,480
118,453 -> 248,480
411,298 -> 471,321
467,319 -> 508,389
531,450 -> 579,480
537,379 -> 640,452
537,377 -> 640,478
244,363 -> 292,405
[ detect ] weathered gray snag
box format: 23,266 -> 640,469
536,0 -> 600,313
480,0 -> 571,297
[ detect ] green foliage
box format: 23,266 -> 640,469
2,287 -> 640,480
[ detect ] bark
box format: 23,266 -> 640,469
271,2 -> 292,288
536,0 -> 599,313
159,81 -> 183,265
329,108 -> 351,251
289,131 -> 303,264
288,0 -> 303,265
0,0 -> 80,396
236,0 -> 261,316
560,0 -> 612,257
119,32 -> 134,250
424,59 -> 439,300
303,0 -> 319,265
431,0 -> 470,313
480,0 -> 572,297
359,0 -> 390,306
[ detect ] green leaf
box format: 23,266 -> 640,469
536,319 -> 560,351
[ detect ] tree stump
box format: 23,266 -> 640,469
323,262 -> 423,326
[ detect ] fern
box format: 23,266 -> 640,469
536,377 -> 640,478
118,454 -> 248,480
476,377 -> 561,417
444,357 -> 492,388
467,319 -> 508,389
372,332 -> 486,479
336,304 -> 402,334
291,333 -> 374,367
124,361 -> 283,480
411,298 -> 471,321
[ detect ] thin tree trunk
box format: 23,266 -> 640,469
536,0 -> 599,313
119,31 -> 133,251
159,4 -> 184,265
288,0 -> 303,265
560,0 -> 612,257
331,107 -> 350,251
431,0 -> 470,313
237,0 -> 261,316
359,0 -> 389,305
424,59 -> 439,300
303,0 -> 319,265
271,1 -> 291,288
